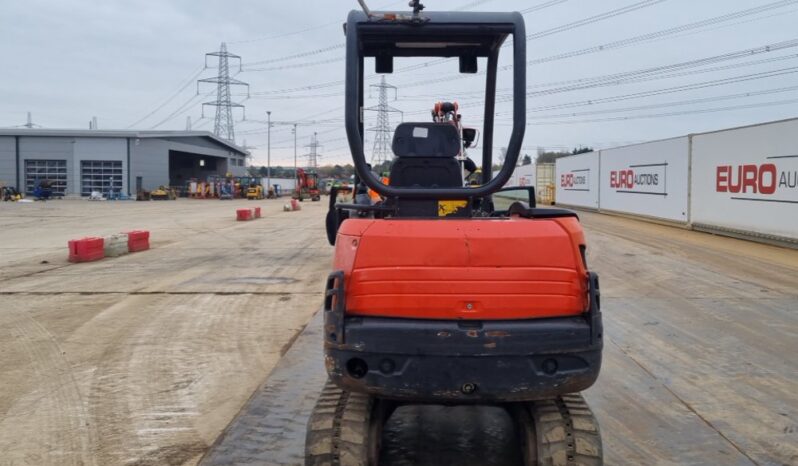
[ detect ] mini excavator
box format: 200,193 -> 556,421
307,2 -> 604,464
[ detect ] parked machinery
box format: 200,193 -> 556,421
1,185 -> 22,202
293,168 -> 321,202
246,181 -> 265,200
150,186 -> 176,200
306,3 -> 604,465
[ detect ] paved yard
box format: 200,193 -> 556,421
0,198 -> 333,466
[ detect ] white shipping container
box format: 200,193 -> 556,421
599,137 -> 689,223
555,152 -> 600,209
691,119 -> 798,240
516,164 -> 536,189
500,164 -> 536,189
262,177 -> 297,192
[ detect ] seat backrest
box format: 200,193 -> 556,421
392,123 -> 460,158
389,158 -> 462,189
390,122 -> 462,190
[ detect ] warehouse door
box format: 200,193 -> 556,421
25,159 -> 68,195
81,160 -> 123,196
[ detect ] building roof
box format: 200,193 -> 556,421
0,129 -> 249,156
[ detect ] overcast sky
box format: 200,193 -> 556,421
2,0 -> 797,166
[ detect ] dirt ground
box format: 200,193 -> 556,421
202,209 -> 798,466
0,198 -> 333,466
2,200 -> 797,466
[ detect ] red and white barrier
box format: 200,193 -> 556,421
68,237 -> 105,263
104,233 -> 130,257
126,231 -> 150,252
237,208 -> 253,221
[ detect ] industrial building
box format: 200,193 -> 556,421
0,129 -> 248,197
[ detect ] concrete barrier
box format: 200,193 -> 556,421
237,208 -> 253,221
68,237 -> 105,263
104,233 -> 129,257
126,231 -> 150,252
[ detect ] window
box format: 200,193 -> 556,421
25,159 -> 67,195
80,160 -> 123,196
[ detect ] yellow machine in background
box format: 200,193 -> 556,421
1,185 -> 23,202
246,183 -> 264,200
151,186 -> 177,200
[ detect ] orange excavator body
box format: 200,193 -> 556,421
334,217 -> 588,321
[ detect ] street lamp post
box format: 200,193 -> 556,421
266,111 -> 272,193
293,123 -> 298,193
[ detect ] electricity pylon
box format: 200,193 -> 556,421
198,43 -> 249,143
366,76 -> 401,166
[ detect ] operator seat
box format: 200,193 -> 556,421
389,123 -> 462,189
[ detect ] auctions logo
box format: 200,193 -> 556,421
560,169 -> 590,191
609,163 -> 667,195
716,157 -> 798,204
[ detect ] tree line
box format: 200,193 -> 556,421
248,146 -> 593,179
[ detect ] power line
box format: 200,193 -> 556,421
243,44 -> 345,67
520,85 -> 798,121
230,1 -> 404,45
519,97 -> 798,126
522,41 -> 798,95
249,0 -> 573,95
502,45 -> 798,106
524,0 -> 668,41
353,0 -> 662,79
151,91 -> 212,129
126,65 -> 205,128
519,0 -> 798,68
243,56 -> 345,73
239,0 -> 565,68
390,0 -> 798,91
227,1 -> 797,155
520,0 -> 570,15
399,39 -> 798,117
456,0 -> 497,10
443,63 -> 798,127
526,65 -> 798,111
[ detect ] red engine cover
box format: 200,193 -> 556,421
334,217 -> 588,320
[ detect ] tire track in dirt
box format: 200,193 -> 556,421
0,308 -> 97,466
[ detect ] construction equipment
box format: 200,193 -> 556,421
293,168 -> 321,202
219,179 -> 235,200
32,179 -> 53,201
150,186 -> 176,200
246,182 -> 264,200
1,185 -> 22,202
306,3 -> 603,465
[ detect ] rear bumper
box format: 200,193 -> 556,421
323,272 -> 603,403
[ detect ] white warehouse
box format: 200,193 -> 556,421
0,129 -> 249,197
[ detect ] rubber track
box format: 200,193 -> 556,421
531,394 -> 602,466
305,379 -> 375,466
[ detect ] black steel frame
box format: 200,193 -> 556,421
344,10 -> 526,199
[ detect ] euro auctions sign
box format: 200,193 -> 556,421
560,170 -> 590,191
715,157 -> 798,203
609,163 -> 668,195
691,120 -> 798,240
